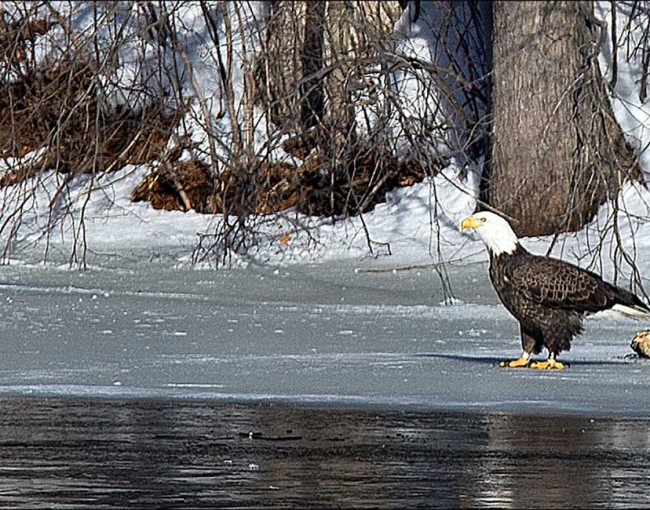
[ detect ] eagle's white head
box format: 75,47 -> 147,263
461,211 -> 519,256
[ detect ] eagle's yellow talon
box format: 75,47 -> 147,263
529,359 -> 565,370
498,356 -> 530,368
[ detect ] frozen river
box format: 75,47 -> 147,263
0,259 -> 648,415
1,259 -> 650,507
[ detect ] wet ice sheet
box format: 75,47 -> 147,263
0,260 -> 648,415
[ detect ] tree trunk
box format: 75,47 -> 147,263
300,0 -> 326,130
485,1 -> 640,237
252,2 -> 305,133
253,1 -> 402,136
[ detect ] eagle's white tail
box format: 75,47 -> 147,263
611,304 -> 650,320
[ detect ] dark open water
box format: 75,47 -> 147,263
0,397 -> 648,508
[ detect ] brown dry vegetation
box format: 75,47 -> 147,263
1,3 -> 427,220
131,148 -> 429,217
0,61 -> 181,175
0,10 -> 181,186
2,52 -> 428,219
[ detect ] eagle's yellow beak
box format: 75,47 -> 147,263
461,215 -> 481,231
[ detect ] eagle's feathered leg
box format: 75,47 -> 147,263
499,328 -> 539,368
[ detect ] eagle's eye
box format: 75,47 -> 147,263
480,217 -> 487,223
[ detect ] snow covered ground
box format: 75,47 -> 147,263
0,2 -> 647,284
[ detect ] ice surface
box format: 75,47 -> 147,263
0,259 -> 648,416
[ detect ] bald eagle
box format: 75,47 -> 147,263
461,211 -> 650,369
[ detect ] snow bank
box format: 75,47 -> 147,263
0,0 -> 648,291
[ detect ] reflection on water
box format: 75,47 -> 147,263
0,397 -> 647,508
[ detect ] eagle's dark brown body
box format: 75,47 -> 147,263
489,245 -> 650,356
